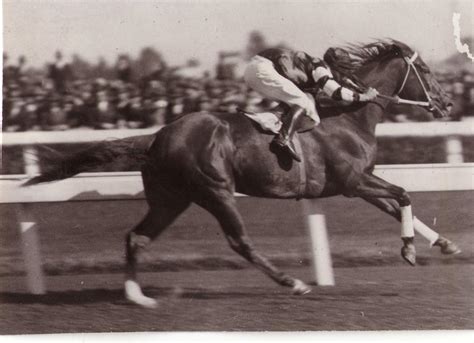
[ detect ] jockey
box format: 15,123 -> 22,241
244,47 -> 378,162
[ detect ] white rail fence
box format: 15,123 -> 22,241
1,121 -> 474,163
1,122 -> 473,295
1,164 -> 473,204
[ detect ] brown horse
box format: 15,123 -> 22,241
26,40 -> 460,308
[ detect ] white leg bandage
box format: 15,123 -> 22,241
125,280 -> 157,308
400,205 -> 414,238
413,217 -> 440,246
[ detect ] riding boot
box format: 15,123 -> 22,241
272,106 -> 305,162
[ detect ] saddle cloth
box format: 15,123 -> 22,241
240,110 -> 282,134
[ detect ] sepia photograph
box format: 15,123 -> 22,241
1,0 -> 473,339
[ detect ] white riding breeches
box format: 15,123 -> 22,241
244,55 -> 320,124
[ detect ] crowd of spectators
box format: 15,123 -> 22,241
2,51 -> 474,132
2,51 -> 273,132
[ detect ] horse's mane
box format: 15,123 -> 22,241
334,39 -> 413,72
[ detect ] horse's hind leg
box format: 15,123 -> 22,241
125,196 -> 190,308
196,191 -> 311,295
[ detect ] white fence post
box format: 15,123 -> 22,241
303,200 -> 335,286
19,146 -> 46,294
445,136 -> 464,163
23,146 -> 40,175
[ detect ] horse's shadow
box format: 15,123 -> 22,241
0,287 -> 299,305
0,288 -> 129,305
0,286 -> 401,306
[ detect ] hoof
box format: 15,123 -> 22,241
125,280 -> 158,309
401,245 -> 416,266
433,237 -> 461,255
128,295 -> 158,309
292,279 -> 311,295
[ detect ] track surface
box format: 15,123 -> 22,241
0,265 -> 473,333
1,192 -> 473,275
0,191 -> 472,333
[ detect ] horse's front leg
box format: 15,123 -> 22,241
361,196 -> 461,256
348,173 -> 461,264
345,173 -> 417,265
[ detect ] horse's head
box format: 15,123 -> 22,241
388,41 -> 453,118
346,40 -> 453,119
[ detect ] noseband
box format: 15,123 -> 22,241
378,52 -> 435,111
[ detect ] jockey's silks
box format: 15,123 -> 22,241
257,48 -> 361,103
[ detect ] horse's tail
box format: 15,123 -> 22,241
22,133 -> 156,187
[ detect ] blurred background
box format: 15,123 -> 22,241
2,0 -> 473,131
2,0 -> 474,172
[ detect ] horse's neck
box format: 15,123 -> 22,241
348,60 -> 402,134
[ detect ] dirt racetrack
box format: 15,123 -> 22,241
0,191 -> 473,333
0,265 -> 473,333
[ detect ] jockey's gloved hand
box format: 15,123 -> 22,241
360,88 -> 379,102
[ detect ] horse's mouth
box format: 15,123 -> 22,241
431,102 -> 452,119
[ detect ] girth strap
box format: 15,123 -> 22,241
292,135 -> 307,200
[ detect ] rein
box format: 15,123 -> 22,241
376,52 -> 433,110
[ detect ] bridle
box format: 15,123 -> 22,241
377,52 -> 435,111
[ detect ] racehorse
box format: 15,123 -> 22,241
25,40 -> 460,308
